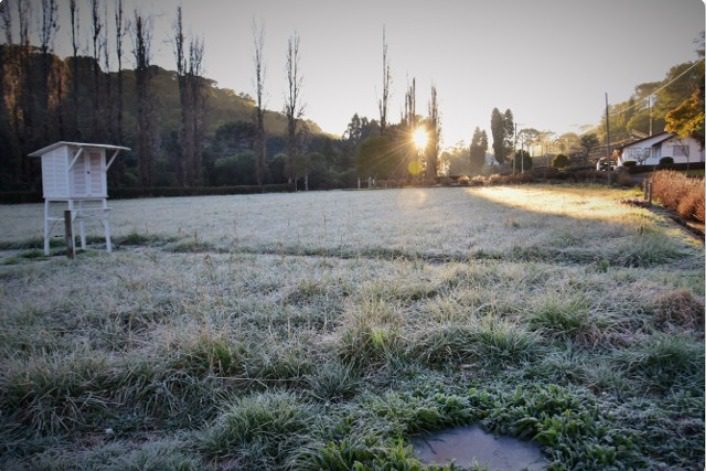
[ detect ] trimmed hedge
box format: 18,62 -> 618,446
626,161 -> 705,174
111,184 -> 291,199
0,191 -> 42,204
0,184 -> 292,204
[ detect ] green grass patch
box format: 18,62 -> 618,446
413,320 -> 541,370
199,391 -> 317,468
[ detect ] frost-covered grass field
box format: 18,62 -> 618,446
0,185 -> 704,470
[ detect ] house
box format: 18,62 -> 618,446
616,132 -> 705,167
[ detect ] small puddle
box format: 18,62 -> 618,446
411,425 -> 547,471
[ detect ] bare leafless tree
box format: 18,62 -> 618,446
69,0 -> 80,137
16,0 -> 32,180
378,26 -> 390,135
173,7 -> 206,186
1,2 -> 12,44
40,0 -> 59,140
0,2 -> 23,184
132,11 -> 153,187
426,85 -> 440,179
91,0 -> 102,139
284,32 -> 303,186
252,19 -> 267,188
101,2 -> 113,141
404,76 -> 416,128
39,0 -> 58,58
173,6 -> 190,185
16,0 -> 30,48
188,36 -> 205,186
114,0 -> 125,143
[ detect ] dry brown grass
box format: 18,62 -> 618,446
651,171 -> 705,223
652,289 -> 705,330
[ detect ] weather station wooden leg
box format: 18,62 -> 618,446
102,199 -> 112,253
64,210 -> 75,259
67,200 -> 76,252
43,200 -> 50,255
78,201 -> 86,249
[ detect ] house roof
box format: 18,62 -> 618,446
617,132 -> 672,151
28,141 -> 131,157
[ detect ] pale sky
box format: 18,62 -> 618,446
3,0 -> 704,146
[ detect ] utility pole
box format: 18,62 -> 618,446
521,134 -> 525,173
513,123 -> 517,175
605,93 -> 611,159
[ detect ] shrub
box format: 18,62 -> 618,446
651,170 -> 705,222
487,174 -> 504,185
469,176 -> 486,186
457,175 -> 470,186
512,150 -> 533,171
676,180 -> 705,222
615,170 -> 634,187
552,154 -> 569,168
658,157 -> 674,168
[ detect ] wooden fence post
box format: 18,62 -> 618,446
642,179 -> 647,200
64,210 -> 75,259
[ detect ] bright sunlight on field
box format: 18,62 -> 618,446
1,185 -> 703,470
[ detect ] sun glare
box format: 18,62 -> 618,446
412,127 -> 428,151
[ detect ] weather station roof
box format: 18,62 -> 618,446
28,142 -> 131,157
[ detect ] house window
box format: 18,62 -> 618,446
626,148 -> 650,163
673,145 -> 690,157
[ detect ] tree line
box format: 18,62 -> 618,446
0,3 -> 455,193
6,2 -> 695,195
0,1 -> 319,192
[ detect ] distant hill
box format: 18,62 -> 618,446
0,46 -> 328,190
106,61 -> 323,138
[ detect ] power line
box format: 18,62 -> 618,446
607,59 -> 704,118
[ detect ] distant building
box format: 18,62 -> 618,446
616,132 -> 705,167
484,153 -> 499,168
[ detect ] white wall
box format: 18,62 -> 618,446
617,135 -> 704,166
41,146 -> 69,199
655,137 -> 705,165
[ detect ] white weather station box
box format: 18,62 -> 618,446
28,142 -> 130,255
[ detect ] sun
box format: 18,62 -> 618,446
412,127 -> 428,151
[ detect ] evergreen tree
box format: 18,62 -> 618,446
503,108 -> 514,157
469,127 -> 486,174
490,108 -> 506,164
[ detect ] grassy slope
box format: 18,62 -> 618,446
0,185 -> 703,470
